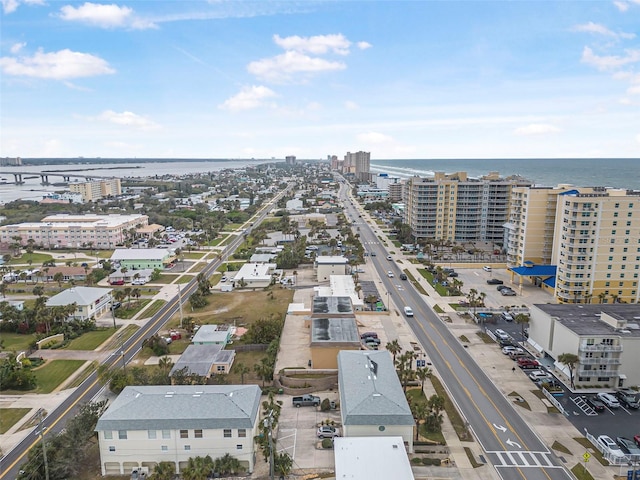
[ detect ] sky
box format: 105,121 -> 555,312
1,0 -> 639,160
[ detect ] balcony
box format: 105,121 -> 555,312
578,357 -> 621,365
579,343 -> 623,353
578,368 -> 619,377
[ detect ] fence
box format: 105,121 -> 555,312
541,387 -> 568,416
585,430 -> 640,465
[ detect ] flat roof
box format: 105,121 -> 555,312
510,265 -> 557,277
534,304 -> 640,337
192,324 -> 231,343
235,262 -> 276,280
312,296 -> 354,316
311,317 -> 360,344
170,344 -> 223,376
334,437 -> 414,480
316,255 -> 349,264
111,248 -> 173,261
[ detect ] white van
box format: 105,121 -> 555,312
403,306 -> 414,317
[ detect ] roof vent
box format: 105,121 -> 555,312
393,444 -> 398,449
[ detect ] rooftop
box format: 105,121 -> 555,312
534,304 -> 640,337
46,286 -> 111,307
169,344 -> 234,377
334,436 -> 414,480
312,296 -> 354,316
311,317 -> 360,344
111,248 -> 173,261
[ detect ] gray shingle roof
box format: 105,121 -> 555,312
169,345 -> 235,377
95,385 -> 261,432
46,286 -> 111,307
338,351 -> 414,426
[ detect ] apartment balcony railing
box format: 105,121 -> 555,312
578,357 -> 621,365
578,369 -> 619,377
579,344 -> 623,353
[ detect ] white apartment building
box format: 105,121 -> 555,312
528,304 -> 640,389
69,178 -> 122,202
95,385 -> 261,476
404,171 -> 531,243
0,213 -> 148,249
344,151 -> 370,182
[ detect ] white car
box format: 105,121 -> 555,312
403,306 -> 414,317
494,329 -> 510,340
596,435 -> 625,457
596,392 -> 620,408
387,271 -> 394,278
529,370 -> 551,381
483,265 -> 492,272
386,255 -> 393,260
502,346 -> 523,355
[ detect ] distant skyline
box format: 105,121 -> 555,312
1,1 -> 639,159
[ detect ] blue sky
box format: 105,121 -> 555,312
1,0 -> 639,159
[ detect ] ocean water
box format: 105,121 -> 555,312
371,158 -> 640,190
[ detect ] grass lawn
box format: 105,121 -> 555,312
1,332 -> 37,352
0,408 -> 31,434
226,350 -> 268,385
100,325 -> 139,350
115,300 -> 151,319
570,464 -> 595,480
418,269 -> 450,296
66,328 -> 117,350
177,276 -> 192,284
154,274 -> 180,284
182,252 -> 206,259
188,263 -> 206,273
573,437 -> 608,466
7,252 -> 52,265
33,360 -> 86,393
219,236 -> 235,246
431,375 -> 473,442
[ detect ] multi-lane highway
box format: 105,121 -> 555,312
0,186 -> 290,480
338,180 -> 572,480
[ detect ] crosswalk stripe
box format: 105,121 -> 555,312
488,451 -> 561,469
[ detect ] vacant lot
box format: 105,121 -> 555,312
33,360 -> 86,393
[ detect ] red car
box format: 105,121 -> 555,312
517,358 -> 540,369
634,434 -> 640,447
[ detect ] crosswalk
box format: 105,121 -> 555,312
487,451 -> 561,469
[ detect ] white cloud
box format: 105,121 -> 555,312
356,131 -> 393,143
345,100 -> 359,110
514,124 -> 561,136
636,133 -> 640,144
59,2 -> 156,29
273,34 -> 351,55
0,48 -> 115,79
10,42 -> 26,54
581,46 -> 640,71
1,0 -> 44,14
219,85 -> 277,111
614,1 -> 629,11
628,84 -> 640,95
572,22 -> 635,39
357,41 -> 372,50
97,110 -> 160,130
247,51 -> 346,83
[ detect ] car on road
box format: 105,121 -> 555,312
616,437 -> 640,456
386,255 -> 393,260
584,396 -> 605,412
370,251 -> 376,256
483,266 -> 492,272
317,425 -> 340,439
501,289 -> 516,296
597,392 -> 621,409
403,306 -> 414,317
399,273 -> 408,280
387,271 -> 394,278
529,370 -> 551,381
487,278 -> 504,285
597,435 -> 626,458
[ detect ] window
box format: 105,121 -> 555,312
109,446 -> 116,452
238,429 -> 247,438
118,430 -> 127,440
162,430 -> 171,439
161,446 -> 168,452
224,429 -> 232,438
104,431 -> 113,440
184,445 -> 191,451
194,429 -> 203,439
148,430 -> 157,440
180,430 -> 188,439
237,445 -> 243,450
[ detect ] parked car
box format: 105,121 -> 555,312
221,275 -> 227,282
448,272 -> 459,277
597,435 -> 625,458
360,332 -> 378,339
616,437 -> 640,456
363,337 -> 381,345
497,285 -> 511,291
529,370 -> 551,381
494,329 -> 509,340
111,302 -> 122,310
501,289 -> 516,296
502,346 -> 523,355
517,358 -> 540,369
501,311 -> 514,322
584,396 -> 605,413
597,392 -> 621,409
487,278 -> 504,285
317,425 -> 340,439
634,434 -> 640,447
483,266 -> 492,272
615,389 -> 640,409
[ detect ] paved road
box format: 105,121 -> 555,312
339,179 -> 573,480
0,185 -> 291,480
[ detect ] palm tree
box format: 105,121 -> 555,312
514,313 -> 530,340
235,363 -> 250,384
53,272 -> 64,287
557,353 -> 579,389
158,356 -> 173,375
415,366 -> 432,392
385,339 -> 402,365
152,461 -> 175,480
123,287 -> 132,307
182,455 -> 214,480
131,288 -> 141,305
411,402 -> 428,441
598,292 -> 607,304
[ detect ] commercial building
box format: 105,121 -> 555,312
95,385 -> 261,476
528,304 -> 640,388
233,262 -> 277,288
337,350 -> 415,452
0,214 -> 148,249
506,186 -> 640,304
110,248 -> 176,271
315,256 -> 349,282
69,178 -> 122,202
334,437 -> 414,480
404,171 -> 530,243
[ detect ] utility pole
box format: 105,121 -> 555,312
178,283 -> 184,326
38,409 -> 50,480
264,411 -> 275,480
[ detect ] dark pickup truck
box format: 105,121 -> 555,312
292,394 -> 321,408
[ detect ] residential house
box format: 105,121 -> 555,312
46,286 -> 113,321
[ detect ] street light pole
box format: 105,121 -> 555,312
121,350 -> 126,374
38,409 -> 50,480
178,283 -> 184,327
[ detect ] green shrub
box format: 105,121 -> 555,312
320,398 -> 331,411
321,438 -> 333,449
